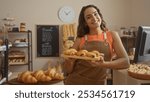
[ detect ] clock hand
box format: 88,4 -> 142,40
66,11 -> 71,15
64,11 -> 71,15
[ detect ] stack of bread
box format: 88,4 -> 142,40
62,23 -> 76,50
14,38 -> 27,43
63,48 -> 104,61
17,67 -> 64,84
9,50 -> 25,65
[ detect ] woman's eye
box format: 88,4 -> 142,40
94,13 -> 98,16
86,16 -> 91,19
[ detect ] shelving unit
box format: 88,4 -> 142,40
0,30 -> 33,84
7,30 -> 33,71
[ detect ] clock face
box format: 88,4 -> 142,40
58,6 -> 75,23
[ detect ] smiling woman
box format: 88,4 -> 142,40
63,4 -> 130,85
58,6 -> 75,23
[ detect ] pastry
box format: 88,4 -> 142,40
76,50 -> 88,56
92,50 -> 104,57
86,52 -> 97,58
33,70 -> 52,82
45,68 -> 57,78
17,71 -> 37,84
63,48 -> 77,55
91,50 -> 100,56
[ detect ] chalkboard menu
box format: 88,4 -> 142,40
37,25 -> 59,57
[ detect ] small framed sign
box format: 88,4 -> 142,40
36,25 -> 59,57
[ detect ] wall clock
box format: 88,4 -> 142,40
58,6 -> 75,23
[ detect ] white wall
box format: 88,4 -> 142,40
131,0 -> 150,26
0,0 -> 149,71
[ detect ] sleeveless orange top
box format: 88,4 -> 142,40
79,31 -> 114,56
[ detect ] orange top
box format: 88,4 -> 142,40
79,31 -> 114,56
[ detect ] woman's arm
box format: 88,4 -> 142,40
62,38 -> 81,73
103,31 -> 130,69
91,31 -> 130,69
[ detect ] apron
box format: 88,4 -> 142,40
64,32 -> 112,85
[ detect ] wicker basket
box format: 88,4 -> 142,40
128,71 -> 150,80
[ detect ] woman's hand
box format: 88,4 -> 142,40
84,56 -> 105,68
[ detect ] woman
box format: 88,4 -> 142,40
63,5 -> 130,85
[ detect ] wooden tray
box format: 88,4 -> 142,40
6,78 -> 63,85
128,71 -> 150,80
61,54 -> 100,61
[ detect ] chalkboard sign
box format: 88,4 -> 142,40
37,25 -> 59,57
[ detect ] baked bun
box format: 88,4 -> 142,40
76,50 -> 88,56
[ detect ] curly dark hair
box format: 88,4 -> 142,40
77,5 -> 107,37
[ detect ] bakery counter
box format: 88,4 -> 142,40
113,69 -> 150,85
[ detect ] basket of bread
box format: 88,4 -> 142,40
128,64 -> 150,80
8,66 -> 64,85
61,48 -> 104,61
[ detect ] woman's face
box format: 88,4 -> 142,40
84,7 -> 101,29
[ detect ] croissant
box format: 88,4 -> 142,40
45,68 -> 57,78
91,50 -> 100,56
76,50 -> 88,56
53,73 -> 64,80
86,52 -> 97,58
92,50 -> 104,57
17,71 -> 37,84
63,48 -> 77,55
33,70 -> 52,82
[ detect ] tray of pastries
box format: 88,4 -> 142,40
9,50 -> 25,58
9,58 -> 26,65
7,68 -> 64,85
61,48 -> 104,61
128,64 -> 150,80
